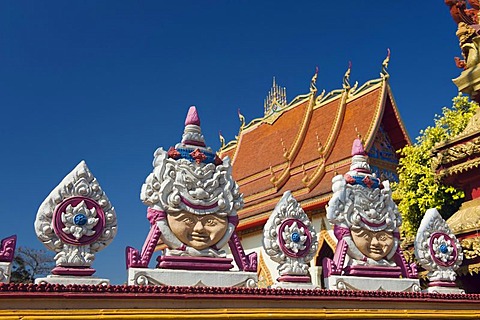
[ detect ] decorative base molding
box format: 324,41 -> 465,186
424,286 -> 465,294
35,275 -> 109,286
128,268 -> 257,288
0,262 -> 12,283
156,256 -> 234,271
324,275 -> 421,292
271,281 -> 320,289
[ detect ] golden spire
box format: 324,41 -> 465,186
381,48 -> 391,79
343,61 -> 352,90
264,77 -> 287,116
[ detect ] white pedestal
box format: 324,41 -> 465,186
271,281 -> 320,289
324,275 -> 421,292
128,268 -> 257,288
35,275 -> 110,286
425,286 -> 465,294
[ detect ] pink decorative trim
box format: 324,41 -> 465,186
147,208 -> 166,225
185,106 -> 201,126
228,215 -> 239,227
277,275 -> 311,283
228,232 -> 257,272
393,248 -> 418,279
360,217 -> 386,229
125,222 -> 162,268
0,283 -> 478,300
333,225 -> 350,241
156,256 -> 233,271
180,197 -> 218,210
429,281 -> 457,287
344,265 -> 401,278
324,237 -> 348,276
53,197 -> 105,246
52,266 -> 95,276
0,235 -> 16,263
184,140 -> 206,147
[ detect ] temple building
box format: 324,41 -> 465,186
219,57 -> 411,285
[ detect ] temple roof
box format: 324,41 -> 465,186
219,66 -> 410,230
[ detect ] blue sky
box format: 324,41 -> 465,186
0,1 -> 464,284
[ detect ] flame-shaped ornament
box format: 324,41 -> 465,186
414,208 -> 464,293
34,161 -> 117,283
263,191 -> 318,288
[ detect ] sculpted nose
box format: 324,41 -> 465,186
193,220 -> 205,232
371,236 -> 379,246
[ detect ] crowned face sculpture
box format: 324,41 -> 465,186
140,106 -> 243,258
322,137 -> 420,282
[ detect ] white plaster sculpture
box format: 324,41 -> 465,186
126,106 -> 257,287
415,208 -> 464,293
34,161 -> 117,285
263,191 -> 319,289
323,138 -> 419,292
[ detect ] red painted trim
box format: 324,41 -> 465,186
0,283 -> 478,303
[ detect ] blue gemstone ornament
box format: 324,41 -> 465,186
439,243 -> 449,254
291,232 -> 301,243
73,213 -> 88,226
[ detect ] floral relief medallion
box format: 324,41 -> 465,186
278,219 -> 312,258
53,196 -> 105,246
429,233 -> 458,267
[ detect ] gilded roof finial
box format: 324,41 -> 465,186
219,130 -> 225,149
264,77 -> 287,116
343,61 -> 352,90
238,108 -> 245,130
310,66 -> 318,94
381,48 -> 391,79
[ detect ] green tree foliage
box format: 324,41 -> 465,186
394,94 -> 478,238
10,247 -> 55,283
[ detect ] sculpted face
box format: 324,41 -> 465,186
351,228 -> 394,261
167,212 -> 228,250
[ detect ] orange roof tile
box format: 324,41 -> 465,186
219,76 -> 409,230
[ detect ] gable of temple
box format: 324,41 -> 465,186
219,62 -> 410,232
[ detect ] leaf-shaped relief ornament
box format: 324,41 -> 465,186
414,208 -> 463,282
34,161 -> 117,267
263,191 -> 318,276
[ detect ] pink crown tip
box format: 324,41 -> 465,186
351,138 -> 366,156
185,106 -> 201,126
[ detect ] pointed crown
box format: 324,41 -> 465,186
167,106 -> 221,165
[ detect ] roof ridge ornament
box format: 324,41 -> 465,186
264,77 -> 287,116
310,67 -> 318,94
343,62 -> 352,90
380,48 -> 391,79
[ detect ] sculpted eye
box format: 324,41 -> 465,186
205,219 -> 217,226
379,234 -> 388,241
183,217 -> 194,225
